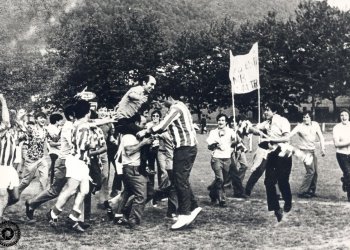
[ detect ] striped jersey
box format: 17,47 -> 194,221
0,125 -> 18,167
72,121 -> 92,164
152,101 -> 197,148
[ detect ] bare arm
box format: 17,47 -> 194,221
89,145 -> 107,156
333,133 -> 350,148
315,124 -> 325,155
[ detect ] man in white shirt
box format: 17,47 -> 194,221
333,108 -> 350,201
207,114 -> 237,207
290,111 -> 325,198
255,103 -> 292,222
116,114 -> 153,229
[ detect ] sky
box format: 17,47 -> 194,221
323,0 -> 350,11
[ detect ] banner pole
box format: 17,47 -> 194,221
232,89 -> 236,127
258,88 -> 261,124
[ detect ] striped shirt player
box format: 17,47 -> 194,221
149,98 -> 201,230
0,126 -> 18,167
152,101 -> 197,148
65,121 -> 93,182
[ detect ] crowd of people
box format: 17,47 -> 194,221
1,74 -> 350,233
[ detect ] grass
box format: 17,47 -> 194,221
5,132 -> 350,249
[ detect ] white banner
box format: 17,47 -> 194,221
229,42 -> 260,94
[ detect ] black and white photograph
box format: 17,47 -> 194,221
1,0 -> 350,249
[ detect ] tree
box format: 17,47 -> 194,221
45,0 -> 168,107
158,19 -> 237,120
288,0 -> 350,120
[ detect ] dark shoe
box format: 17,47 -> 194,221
209,192 -> 217,204
219,201 -> 227,207
71,222 -> 85,233
233,193 -> 248,199
245,189 -> 251,197
46,210 -> 58,227
127,220 -> 140,230
341,177 -> 347,192
283,203 -> 292,213
114,217 -> 128,226
309,193 -> 318,198
79,221 -> 90,230
25,201 -> 35,220
274,209 -> 283,222
347,191 -> 350,202
298,193 -> 312,199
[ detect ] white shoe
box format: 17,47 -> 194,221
187,207 -> 202,225
170,215 -> 191,230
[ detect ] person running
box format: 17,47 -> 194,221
290,111 -> 325,198
333,108 -> 350,202
255,103 -> 292,222
47,100 -> 95,232
25,105 -> 75,220
146,95 -> 202,230
0,94 -> 20,222
207,114 -> 237,207
18,112 -> 49,197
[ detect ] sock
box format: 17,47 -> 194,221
69,214 -> 79,222
70,209 -> 81,221
51,206 -> 62,219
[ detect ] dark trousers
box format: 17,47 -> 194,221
114,118 -> 142,135
228,154 -> 245,196
153,170 -> 178,215
28,158 -> 67,209
208,157 -> 230,202
173,146 -> 198,215
264,150 -> 292,211
49,153 -> 59,185
245,159 -> 267,195
336,153 -> 350,192
119,166 -> 148,224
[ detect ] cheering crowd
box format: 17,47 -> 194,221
1,74 -> 350,232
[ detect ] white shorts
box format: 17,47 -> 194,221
65,155 -> 90,182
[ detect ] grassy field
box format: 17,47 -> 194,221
5,132 -> 350,250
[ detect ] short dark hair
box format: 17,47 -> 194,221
90,110 -> 98,119
139,75 -> 153,85
139,103 -> 150,114
339,108 -> 350,116
34,112 -> 47,120
151,110 -> 162,119
216,114 -> 228,122
236,114 -> 247,123
75,100 -> 91,119
265,103 -> 282,114
63,105 -> 75,121
49,113 -> 63,125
